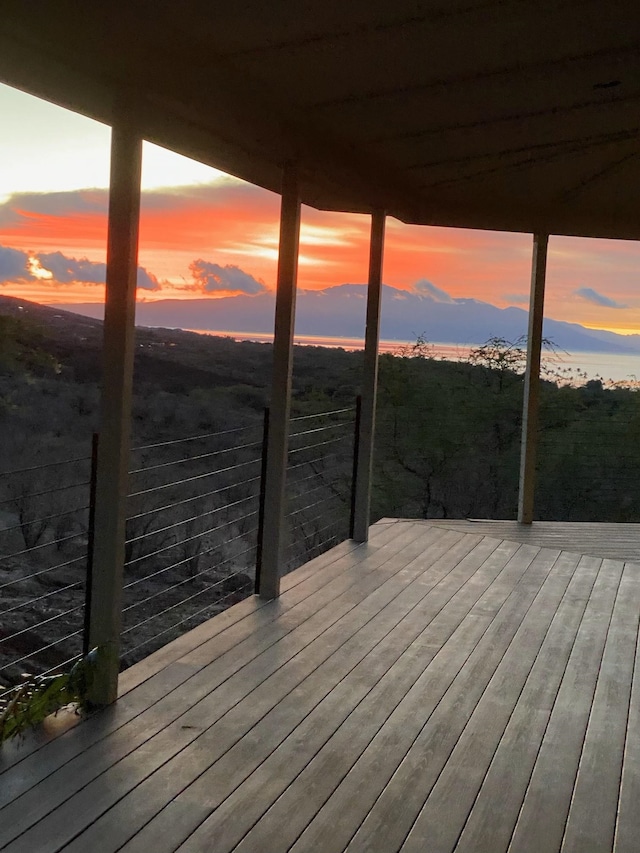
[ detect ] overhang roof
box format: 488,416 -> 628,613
1,1 -> 639,239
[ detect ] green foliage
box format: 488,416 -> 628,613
374,339 -> 525,520
468,335 -> 527,374
394,332 -> 434,359
374,334 -> 640,524
0,315 -> 61,377
0,649 -> 98,744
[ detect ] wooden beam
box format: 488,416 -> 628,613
86,114 -> 142,704
258,166 -> 301,599
352,212 -> 386,542
518,233 -> 549,525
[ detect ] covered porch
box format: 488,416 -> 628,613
2,5 -> 640,851
2,0 -> 639,704
2,519 -> 639,852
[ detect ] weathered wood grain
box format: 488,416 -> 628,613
1,520 -> 639,853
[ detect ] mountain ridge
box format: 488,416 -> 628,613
39,282 -> 640,355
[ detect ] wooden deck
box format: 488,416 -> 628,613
1,519 -> 640,852
420,518 -> 640,562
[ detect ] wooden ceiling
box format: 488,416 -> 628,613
1,0 -> 639,238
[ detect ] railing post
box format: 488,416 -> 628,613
254,406 -> 270,594
86,112 -> 142,704
518,232 -> 549,524
352,211 -> 386,542
259,166 -> 301,599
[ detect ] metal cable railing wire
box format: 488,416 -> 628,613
120,420 -> 264,666
0,479 -> 91,506
0,579 -> 84,618
121,554 -> 257,660
124,508 -> 259,570
0,453 -> 91,694
535,394 -> 640,522
0,626 -> 84,678
122,547 -> 257,615
124,493 -> 258,546
0,406 -> 358,689
128,455 -> 262,499
0,553 -> 87,591
0,504 -> 89,537
130,422 -> 261,452
289,406 -> 354,422
288,421 -> 353,440
1,529 -> 86,562
128,438 -> 263,476
284,403 -> 357,573
126,474 -> 261,523
122,526 -> 259,591
122,546 -> 255,636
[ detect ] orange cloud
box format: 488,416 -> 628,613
2,182 -> 640,334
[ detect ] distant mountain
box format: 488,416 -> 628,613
47,282 -> 640,354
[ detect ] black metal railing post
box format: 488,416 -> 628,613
349,396 -> 362,539
255,407 -> 270,594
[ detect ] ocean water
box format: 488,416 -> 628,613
188,329 -> 640,387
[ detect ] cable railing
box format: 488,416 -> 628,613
373,365 -> 524,521
535,388 -> 640,521
120,421 -> 263,665
0,450 -> 92,705
0,405 -> 361,702
284,404 -> 357,572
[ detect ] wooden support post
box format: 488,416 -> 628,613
349,395 -> 363,539
254,406 -> 270,594
258,167 -> 301,599
518,232 -> 549,525
352,211 -> 386,542
82,432 -> 99,658
86,117 -> 142,704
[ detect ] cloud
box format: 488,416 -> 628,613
36,250 -> 160,290
37,250 -> 105,284
0,245 -> 34,283
0,190 -> 108,229
413,279 -> 455,303
0,181 -> 276,235
188,259 -> 266,295
135,267 -> 161,291
504,293 -> 530,304
0,243 -> 160,290
574,287 -> 627,309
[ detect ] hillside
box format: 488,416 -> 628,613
2,293 -> 640,692
0,294 -> 361,405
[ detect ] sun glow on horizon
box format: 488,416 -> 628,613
2,83 -> 640,338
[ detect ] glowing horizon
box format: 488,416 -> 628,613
2,83 -> 640,336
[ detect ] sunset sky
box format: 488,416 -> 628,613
2,83 -> 640,334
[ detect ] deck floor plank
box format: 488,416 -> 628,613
186,544 -> 546,853
613,570 -> 640,853
0,519 -> 401,782
118,539 -> 520,853
0,520 -> 638,853
506,558 -> 625,853
59,528 -> 485,853
323,547 -> 571,853
451,555 -> 602,853
2,524 -> 458,851
424,520 -> 640,562
560,562 -> 640,853
0,519 -> 417,812
398,551 -> 596,853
